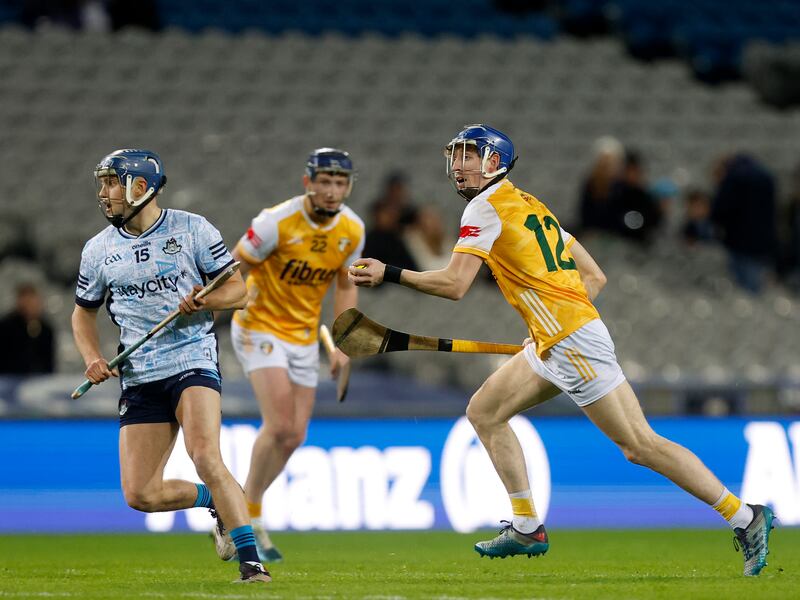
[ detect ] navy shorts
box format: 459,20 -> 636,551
118,369 -> 222,427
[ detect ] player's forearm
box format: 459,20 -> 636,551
582,275 -> 606,302
201,274 -> 248,311
577,265 -> 607,301
400,268 -> 466,301
71,307 -> 103,366
232,246 -> 254,280
334,283 -> 358,317
570,240 -> 607,302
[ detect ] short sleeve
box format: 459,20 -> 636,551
344,217 -> 365,267
561,227 -> 575,248
236,210 -> 279,264
193,216 -> 234,279
75,242 -> 106,309
453,198 -> 502,258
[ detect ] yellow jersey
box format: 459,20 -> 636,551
234,196 -> 365,345
453,179 -> 599,356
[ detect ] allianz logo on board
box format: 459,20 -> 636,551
145,419 -> 800,532
739,421 -> 800,525
144,416 -> 550,533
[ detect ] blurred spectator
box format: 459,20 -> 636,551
106,0 -> 160,31
711,154 -> 777,294
0,284 -> 55,375
0,212 -> 35,262
362,201 -> 418,273
578,136 -> 624,235
650,177 -> 679,231
22,0 -> 158,31
404,207 -> 454,272
778,163 -> 800,291
22,0 -> 110,31
610,149 -> 662,243
681,188 -> 715,245
372,171 -> 418,228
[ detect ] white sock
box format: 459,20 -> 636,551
729,503 -> 754,530
510,490 -> 542,534
712,487 -> 754,530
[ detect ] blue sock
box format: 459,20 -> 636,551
230,525 -> 260,564
193,483 -> 214,508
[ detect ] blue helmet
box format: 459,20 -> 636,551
305,148 -> 354,180
94,149 -> 167,228
445,124 -> 517,200
304,148 -> 355,217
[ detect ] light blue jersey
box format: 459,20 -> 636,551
76,209 -> 234,389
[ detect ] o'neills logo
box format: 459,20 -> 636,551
115,273 -> 185,298
279,259 -> 336,285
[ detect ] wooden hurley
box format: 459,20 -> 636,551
331,308 -> 522,359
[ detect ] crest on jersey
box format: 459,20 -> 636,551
338,237 -> 351,252
162,237 -> 182,255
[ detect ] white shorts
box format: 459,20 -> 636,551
231,321 -> 319,388
523,319 -> 626,407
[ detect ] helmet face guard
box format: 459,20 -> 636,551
445,124 -> 517,201
305,148 -> 355,217
94,149 -> 167,228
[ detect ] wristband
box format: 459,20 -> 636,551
383,264 -> 403,284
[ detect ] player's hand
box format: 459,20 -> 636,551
522,337 -> 533,347
348,258 -> 385,287
85,357 -> 118,384
330,348 -> 349,378
179,284 -> 207,315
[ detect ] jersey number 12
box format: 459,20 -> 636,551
524,214 -> 576,272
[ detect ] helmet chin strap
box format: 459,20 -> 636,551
306,191 -> 343,218
99,190 -> 157,229
117,199 -> 153,229
453,160 -> 516,202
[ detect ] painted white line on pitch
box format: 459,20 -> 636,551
433,597 -> 555,600
0,594 -> 75,598
140,594 -> 338,600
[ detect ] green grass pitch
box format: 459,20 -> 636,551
0,529 -> 797,599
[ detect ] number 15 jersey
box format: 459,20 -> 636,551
453,179 -> 599,356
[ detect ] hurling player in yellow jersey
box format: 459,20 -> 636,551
232,149 -> 364,562
350,125 -> 773,576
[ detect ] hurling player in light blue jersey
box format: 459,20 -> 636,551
71,149 -> 270,584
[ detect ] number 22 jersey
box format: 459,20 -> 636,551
234,196 -> 365,345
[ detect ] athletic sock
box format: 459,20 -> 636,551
230,525 -> 260,564
712,487 -> 754,529
247,500 -> 261,520
510,490 -> 542,534
193,483 -> 214,508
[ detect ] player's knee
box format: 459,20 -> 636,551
187,445 -> 225,483
277,428 -> 305,456
466,392 -> 496,432
263,422 -> 301,454
288,428 -> 307,453
465,401 -> 483,429
620,434 -> 662,467
123,489 -> 159,513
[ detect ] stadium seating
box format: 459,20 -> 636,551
562,0 -> 800,82
0,26 -> 798,413
154,0 -> 559,39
